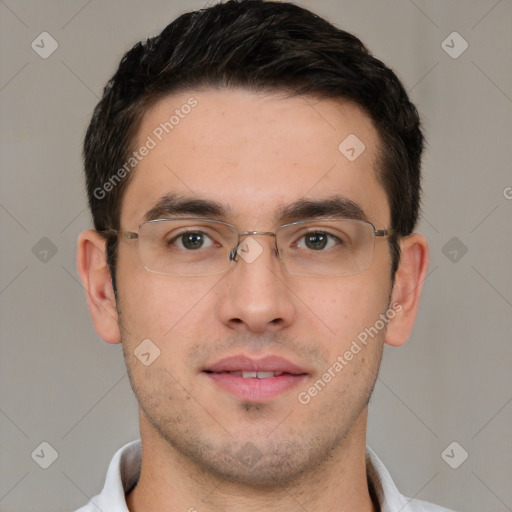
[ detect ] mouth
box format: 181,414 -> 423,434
209,370 -> 287,378
202,355 -> 309,402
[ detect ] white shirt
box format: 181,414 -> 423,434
75,440 -> 454,512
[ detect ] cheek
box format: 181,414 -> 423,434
115,248 -> 225,384
116,255 -> 222,345
290,273 -> 391,347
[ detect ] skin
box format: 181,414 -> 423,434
77,89 -> 429,512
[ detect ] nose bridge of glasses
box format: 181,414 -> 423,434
229,230 -> 279,262
239,230 -> 277,238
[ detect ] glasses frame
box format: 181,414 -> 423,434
103,217 -> 394,277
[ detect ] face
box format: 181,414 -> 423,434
115,89 -> 394,485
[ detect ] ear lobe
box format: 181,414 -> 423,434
385,233 -> 429,347
76,230 -> 121,344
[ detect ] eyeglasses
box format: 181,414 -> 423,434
105,217 -> 393,277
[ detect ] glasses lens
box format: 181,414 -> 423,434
277,219 -> 376,276
138,219 -> 237,276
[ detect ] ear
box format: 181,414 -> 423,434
385,233 -> 429,347
76,230 -> 121,344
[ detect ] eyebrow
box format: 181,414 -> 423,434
276,195 -> 367,223
143,193 -> 367,224
143,194 -> 229,222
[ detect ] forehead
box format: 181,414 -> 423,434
120,89 -> 389,228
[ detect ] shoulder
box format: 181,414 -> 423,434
366,447 -> 457,512
402,497 -> 456,512
73,440 -> 141,512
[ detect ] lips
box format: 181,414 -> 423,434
203,355 -> 308,402
204,355 -> 307,375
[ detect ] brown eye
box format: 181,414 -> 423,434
305,233 -> 328,250
170,231 -> 215,250
297,232 -> 339,251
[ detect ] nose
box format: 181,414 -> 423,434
215,235 -> 296,333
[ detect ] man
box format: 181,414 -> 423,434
76,1 -> 450,510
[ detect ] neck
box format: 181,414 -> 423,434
127,410 -> 377,512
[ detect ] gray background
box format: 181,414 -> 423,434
1,1 -> 511,511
